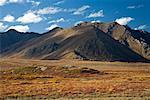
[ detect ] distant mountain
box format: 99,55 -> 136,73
0,29 -> 40,53
0,22 -> 149,62
0,27 -> 63,58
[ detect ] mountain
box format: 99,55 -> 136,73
0,29 -> 40,53
0,27 -> 63,58
92,22 -> 150,60
0,22 -> 149,62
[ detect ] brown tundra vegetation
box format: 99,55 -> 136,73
0,58 -> 150,99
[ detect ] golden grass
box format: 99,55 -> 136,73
0,58 -> 150,99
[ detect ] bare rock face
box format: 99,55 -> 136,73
90,22 -> 150,60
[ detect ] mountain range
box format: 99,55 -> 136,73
0,22 -> 150,62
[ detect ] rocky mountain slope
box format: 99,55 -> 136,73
0,29 -> 40,53
0,22 -> 149,62
92,22 -> 150,59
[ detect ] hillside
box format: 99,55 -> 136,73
0,29 -> 40,53
92,22 -> 150,59
0,22 -> 149,62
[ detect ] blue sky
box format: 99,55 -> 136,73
0,0 -> 150,33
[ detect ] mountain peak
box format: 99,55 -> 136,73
43,27 -> 63,34
7,29 -> 18,33
52,27 -> 63,31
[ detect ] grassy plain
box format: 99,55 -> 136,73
0,58 -> 150,99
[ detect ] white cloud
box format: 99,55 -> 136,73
37,7 -> 62,15
0,0 -> 25,6
16,6 -> 62,24
7,25 -> 29,32
46,24 -> 58,30
0,0 -> 7,6
115,17 -> 134,25
54,0 -> 64,5
73,5 -> 90,15
63,8 -> 76,12
127,6 -> 136,9
74,20 -> 101,26
56,18 -> 65,22
32,1 -> 40,6
26,0 -> 40,6
91,20 -> 101,23
0,0 -> 40,6
134,25 -> 147,30
8,0 -> 23,3
0,22 -> 7,31
3,14 -> 15,22
16,12 -> 42,24
74,21 -> 84,26
87,10 -> 104,18
127,5 -> 144,9
48,18 -> 65,24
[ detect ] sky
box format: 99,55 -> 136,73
0,0 -> 150,33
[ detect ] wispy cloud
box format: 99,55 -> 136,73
7,25 -> 29,32
48,18 -> 65,24
27,0 -> 40,6
8,0 -> 23,3
115,17 -> 134,25
0,22 -> 7,31
54,0 -> 64,5
74,21 -> 84,26
134,25 -> 147,30
0,0 -> 40,6
73,5 -> 90,15
127,4 -> 144,9
74,20 -> 101,26
86,10 -> 104,18
46,24 -> 58,30
91,20 -> 101,23
36,7 -> 62,15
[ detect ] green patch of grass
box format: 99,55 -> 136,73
59,67 -> 101,75
12,66 -> 41,74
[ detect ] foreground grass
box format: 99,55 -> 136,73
0,59 -> 150,99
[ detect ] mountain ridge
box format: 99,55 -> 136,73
0,29 -> 41,53
0,22 -> 149,62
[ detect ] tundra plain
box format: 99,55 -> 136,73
0,58 -> 150,99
